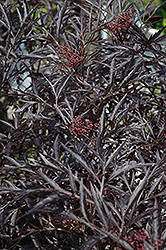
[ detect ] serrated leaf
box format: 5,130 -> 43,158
10,208 -> 18,235
110,94 -> 127,121
65,97 -> 73,118
152,198 -> 161,241
147,175 -> 163,198
54,104 -> 67,124
39,153 -> 60,171
90,183 -> 108,229
61,143 -> 100,183
105,141 -> 125,168
110,163 -> 151,180
56,73 -> 72,102
106,201 -> 123,223
119,64 -> 140,87
124,169 -> 149,215
126,208 -> 157,227
80,179 -> 89,222
37,169 -> 62,191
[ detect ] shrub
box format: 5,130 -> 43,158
0,0 -> 166,249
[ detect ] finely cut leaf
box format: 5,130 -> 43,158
39,153 -> 60,171
152,198 -> 161,241
61,143 -> 100,183
111,94 -> 127,121
80,178 -> 89,222
110,163 -> 151,180
105,141 -> 125,168
147,175 -> 163,198
37,169 -> 68,194
124,170 -> 149,215
54,104 -> 67,124
26,194 -> 59,215
90,183 -> 108,229
10,209 -> 18,235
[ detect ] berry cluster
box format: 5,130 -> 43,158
57,44 -> 86,68
106,10 -> 134,43
154,237 -> 163,249
123,229 -> 163,250
70,115 -> 100,136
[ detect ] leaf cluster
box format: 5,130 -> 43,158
0,0 -> 166,249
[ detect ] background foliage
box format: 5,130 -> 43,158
0,0 -> 166,249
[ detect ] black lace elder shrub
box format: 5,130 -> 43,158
0,0 -> 166,249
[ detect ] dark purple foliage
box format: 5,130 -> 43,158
0,0 -> 166,249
